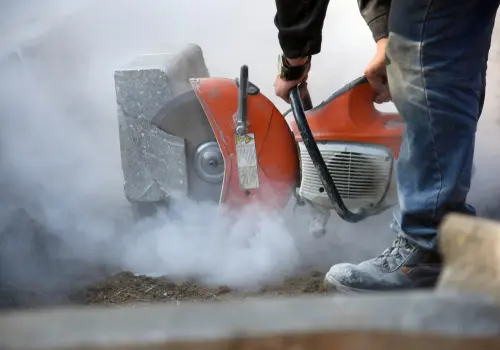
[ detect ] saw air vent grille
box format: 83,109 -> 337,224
298,142 -> 393,209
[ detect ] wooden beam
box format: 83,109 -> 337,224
1,292 -> 499,350
437,213 -> 500,303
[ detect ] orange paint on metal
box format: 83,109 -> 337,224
191,78 -> 300,209
287,83 -> 403,159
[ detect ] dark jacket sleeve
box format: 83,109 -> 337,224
274,1 -> 391,59
357,0 -> 391,42
274,0 -> 331,59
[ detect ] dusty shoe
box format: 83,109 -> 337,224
324,236 -> 442,293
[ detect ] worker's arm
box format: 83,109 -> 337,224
274,0 -> 330,59
274,0 -> 391,60
357,0 -> 391,42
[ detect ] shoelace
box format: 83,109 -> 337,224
378,236 -> 413,264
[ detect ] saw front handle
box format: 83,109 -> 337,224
289,77 -> 386,223
235,65 -> 249,136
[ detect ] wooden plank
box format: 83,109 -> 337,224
437,213 -> 500,303
37,331 -> 499,350
1,292 -> 499,349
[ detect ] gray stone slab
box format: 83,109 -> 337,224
1,291 -> 499,349
114,44 -> 210,122
114,44 -> 210,202
118,114 -> 187,202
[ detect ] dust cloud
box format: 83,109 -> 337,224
0,0 -> 499,307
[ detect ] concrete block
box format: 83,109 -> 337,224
114,44 -> 210,202
117,115 -> 187,202
114,44 -> 210,122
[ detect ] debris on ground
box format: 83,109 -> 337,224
74,270 -> 328,305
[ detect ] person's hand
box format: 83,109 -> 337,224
274,57 -> 310,103
364,38 -> 391,104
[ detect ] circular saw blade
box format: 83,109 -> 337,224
152,90 -> 223,203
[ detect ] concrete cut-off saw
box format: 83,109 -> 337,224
115,44 -> 403,236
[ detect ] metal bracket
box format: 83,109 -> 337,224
234,78 -> 260,95
292,190 -> 331,238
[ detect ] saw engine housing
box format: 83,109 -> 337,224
286,77 -> 403,226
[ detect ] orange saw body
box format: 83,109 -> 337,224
190,76 -> 300,210
117,48 -> 404,233
188,67 -> 403,227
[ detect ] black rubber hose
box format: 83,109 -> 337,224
289,85 -> 371,223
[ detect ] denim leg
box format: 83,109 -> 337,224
386,0 -> 499,251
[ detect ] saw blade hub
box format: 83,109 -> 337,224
194,141 -> 224,183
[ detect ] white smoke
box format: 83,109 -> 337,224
0,0 -> 498,305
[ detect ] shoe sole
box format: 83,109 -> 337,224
323,272 -> 371,294
324,273 -> 436,294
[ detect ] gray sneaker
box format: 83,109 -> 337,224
324,235 -> 442,293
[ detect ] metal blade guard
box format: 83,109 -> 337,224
190,65 -> 301,209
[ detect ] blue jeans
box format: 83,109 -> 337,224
386,0 -> 499,250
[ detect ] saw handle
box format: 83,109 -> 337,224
289,79 -> 383,223
235,65 -> 249,136
301,92 -> 313,111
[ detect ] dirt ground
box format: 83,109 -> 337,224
73,270 -> 329,306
